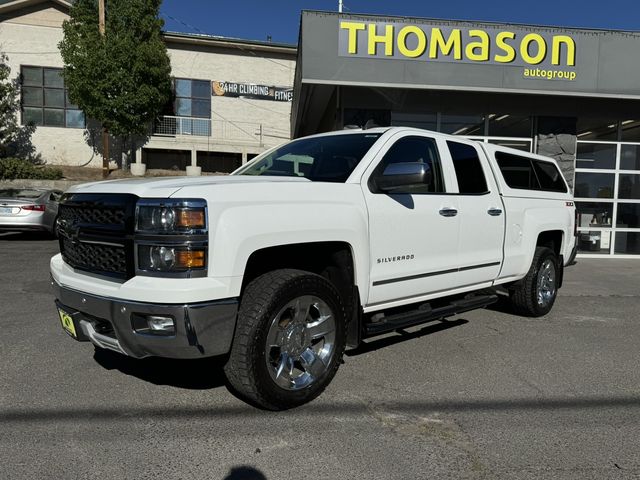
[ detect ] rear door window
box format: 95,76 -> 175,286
447,141 -> 489,194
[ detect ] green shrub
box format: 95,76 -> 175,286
0,158 -> 63,180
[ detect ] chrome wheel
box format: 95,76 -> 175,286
265,295 -> 336,391
536,258 -> 556,307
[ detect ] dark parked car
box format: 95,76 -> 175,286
0,188 -> 63,236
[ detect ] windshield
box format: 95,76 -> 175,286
235,133 -> 382,182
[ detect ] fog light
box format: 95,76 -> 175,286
147,315 -> 175,333
132,313 -> 176,336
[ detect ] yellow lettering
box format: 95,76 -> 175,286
495,31 -> 516,63
520,33 -> 547,65
340,21 -> 366,54
552,35 -> 576,66
429,28 -> 462,59
465,29 -> 490,61
397,26 -> 427,58
368,23 -> 394,56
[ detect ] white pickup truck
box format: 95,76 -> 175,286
51,127 -> 577,410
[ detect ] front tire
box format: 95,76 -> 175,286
509,246 -> 559,317
224,269 -> 346,410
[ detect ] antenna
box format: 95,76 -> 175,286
338,0 -> 343,13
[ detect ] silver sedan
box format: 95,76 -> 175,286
0,188 -> 63,236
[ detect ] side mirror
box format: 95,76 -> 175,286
375,162 -> 433,192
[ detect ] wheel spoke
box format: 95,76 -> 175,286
274,352 -> 293,388
293,297 -> 313,325
266,327 -> 284,348
299,347 -> 326,379
306,314 -> 334,339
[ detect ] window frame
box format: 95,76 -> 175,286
173,77 -> 211,119
446,140 -> 490,196
368,134 -> 446,195
20,65 -> 85,129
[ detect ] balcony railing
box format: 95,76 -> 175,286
153,116 -> 266,145
154,116 -> 212,137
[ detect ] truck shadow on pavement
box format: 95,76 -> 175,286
346,318 -> 469,356
93,347 -> 229,390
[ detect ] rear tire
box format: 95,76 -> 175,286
224,269 -> 346,410
509,246 -> 559,317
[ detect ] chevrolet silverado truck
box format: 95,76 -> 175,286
51,127 -> 577,410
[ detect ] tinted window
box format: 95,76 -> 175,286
235,133 -> 382,182
532,160 -> 568,193
495,152 -> 538,190
371,136 -> 444,194
496,152 -> 567,193
447,141 -> 488,194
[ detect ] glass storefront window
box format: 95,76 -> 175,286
574,172 -> 615,198
440,113 -> 485,136
577,230 -> 611,255
621,120 -> 640,142
617,203 -> 640,228
618,174 -> 640,199
576,202 -> 613,228
620,144 -> 640,170
487,114 -> 531,137
576,117 -> 618,141
576,143 -> 616,169
391,112 -> 437,131
614,232 -> 640,254
487,139 -> 531,152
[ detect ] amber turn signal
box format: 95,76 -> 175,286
176,209 -> 206,229
175,249 -> 206,269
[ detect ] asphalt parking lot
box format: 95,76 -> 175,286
1,232 -> 639,479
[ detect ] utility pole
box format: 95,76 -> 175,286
99,0 -> 109,178
338,0 -> 343,13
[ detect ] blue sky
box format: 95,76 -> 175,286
160,0 -> 640,44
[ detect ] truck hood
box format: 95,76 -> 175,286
66,175 -> 310,198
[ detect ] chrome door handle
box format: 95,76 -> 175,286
439,208 -> 458,217
488,208 -> 503,216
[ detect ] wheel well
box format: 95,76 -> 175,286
537,230 -> 563,257
242,243 -> 360,340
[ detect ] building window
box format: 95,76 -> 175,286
174,78 -> 211,118
21,66 -> 85,128
576,136 -> 640,257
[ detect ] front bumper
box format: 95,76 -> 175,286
52,279 -> 238,359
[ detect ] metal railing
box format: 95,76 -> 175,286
154,116 -> 212,137
153,116 -> 266,146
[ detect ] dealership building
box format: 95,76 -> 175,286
0,0 -> 296,173
292,11 -> 640,257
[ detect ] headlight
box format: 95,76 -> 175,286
136,200 -> 206,233
134,199 -> 208,277
138,245 -> 206,272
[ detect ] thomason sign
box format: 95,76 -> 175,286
339,20 -> 577,80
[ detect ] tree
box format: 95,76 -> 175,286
59,0 -> 172,174
0,53 -> 38,160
